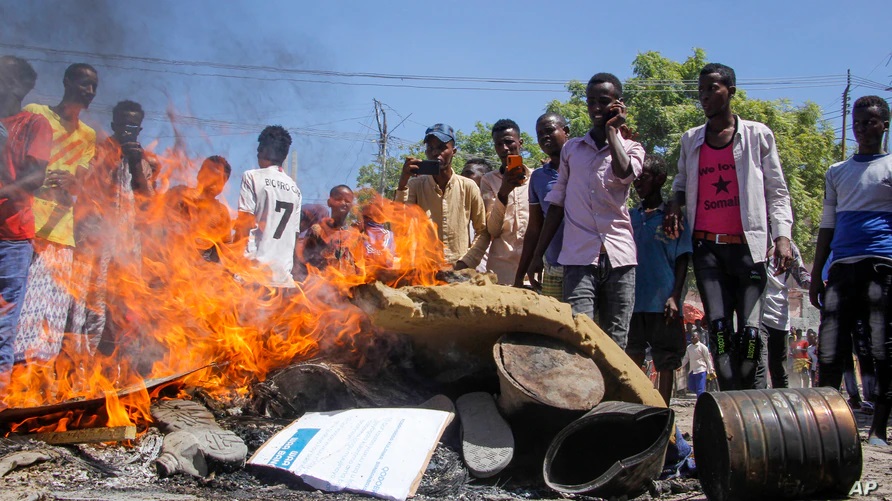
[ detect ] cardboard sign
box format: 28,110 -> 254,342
249,407 -> 453,501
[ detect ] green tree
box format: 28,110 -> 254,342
544,49 -> 837,260
545,80 -> 591,138
624,49 -> 707,159
732,99 -> 838,260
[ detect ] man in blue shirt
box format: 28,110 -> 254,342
811,95 -> 892,446
514,113 -> 569,299
627,155 -> 693,404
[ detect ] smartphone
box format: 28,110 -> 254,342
417,160 -> 440,176
605,99 -> 623,122
507,155 -> 524,173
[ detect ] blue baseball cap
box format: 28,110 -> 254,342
424,123 -> 455,144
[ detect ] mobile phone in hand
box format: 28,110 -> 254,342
605,99 -> 623,123
417,160 -> 440,175
507,155 -> 524,173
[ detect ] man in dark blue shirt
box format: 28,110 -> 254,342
514,113 -> 569,299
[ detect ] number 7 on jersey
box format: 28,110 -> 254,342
273,200 -> 294,239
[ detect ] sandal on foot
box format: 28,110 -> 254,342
867,436 -> 889,447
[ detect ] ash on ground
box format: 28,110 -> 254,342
4,394 -> 891,501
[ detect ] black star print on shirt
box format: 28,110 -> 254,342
712,175 -> 731,194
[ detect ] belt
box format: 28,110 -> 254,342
693,231 -> 745,245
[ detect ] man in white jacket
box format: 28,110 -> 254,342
664,62 -> 794,391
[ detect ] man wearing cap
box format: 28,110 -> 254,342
395,124 -> 486,265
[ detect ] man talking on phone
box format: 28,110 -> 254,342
395,124 -> 485,266
530,73 -> 644,349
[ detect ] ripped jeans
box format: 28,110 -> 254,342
693,240 -> 767,390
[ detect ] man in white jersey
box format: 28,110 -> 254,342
235,125 -> 301,288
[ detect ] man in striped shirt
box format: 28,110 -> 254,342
15,63 -> 97,364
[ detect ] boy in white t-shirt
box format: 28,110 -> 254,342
234,125 -> 302,287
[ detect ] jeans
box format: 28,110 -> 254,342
688,372 -> 707,397
818,260 -> 890,409
563,254 -> 635,349
0,239 -> 33,393
692,240 -> 767,390
755,324 -> 788,388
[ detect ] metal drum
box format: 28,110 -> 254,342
493,332 -> 605,417
694,388 -> 862,501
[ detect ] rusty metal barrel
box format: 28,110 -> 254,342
694,388 -> 862,501
493,332 -> 605,417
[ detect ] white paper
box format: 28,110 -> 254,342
248,407 -> 453,501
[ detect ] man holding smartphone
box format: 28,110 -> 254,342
531,73 -> 644,349
395,124 -> 486,266
456,119 -> 529,284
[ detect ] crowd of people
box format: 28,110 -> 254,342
0,56 -> 890,445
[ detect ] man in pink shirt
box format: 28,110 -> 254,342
530,73 -> 645,348
664,63 -> 793,391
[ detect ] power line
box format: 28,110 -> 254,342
863,51 -> 892,80
8,42 -> 889,94
32,92 -> 398,144
1,42 -> 570,85
23,56 -> 565,93
342,112 -> 378,184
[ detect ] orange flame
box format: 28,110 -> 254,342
2,123 -> 447,434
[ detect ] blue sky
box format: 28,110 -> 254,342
2,0 -> 889,205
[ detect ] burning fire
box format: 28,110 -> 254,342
2,123 -> 447,434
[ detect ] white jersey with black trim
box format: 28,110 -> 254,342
238,166 -> 302,287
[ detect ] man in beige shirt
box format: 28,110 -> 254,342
456,119 -> 529,284
395,124 -> 486,265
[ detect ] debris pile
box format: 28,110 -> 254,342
0,278 -> 875,500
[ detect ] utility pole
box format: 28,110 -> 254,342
840,69 -> 851,161
885,116 -> 890,152
286,148 -> 298,181
374,99 -> 388,194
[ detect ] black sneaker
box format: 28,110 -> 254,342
848,398 -> 862,410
